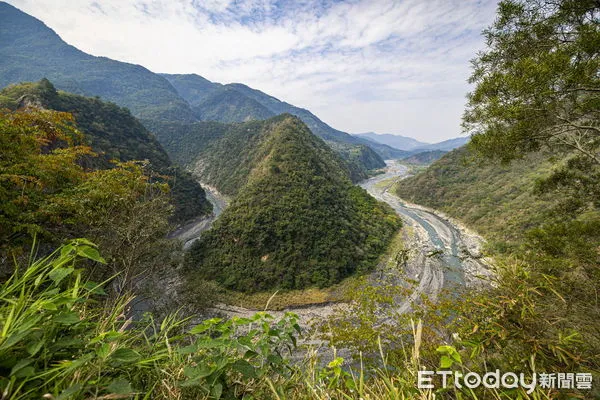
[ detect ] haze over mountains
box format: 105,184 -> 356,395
354,132 -> 470,152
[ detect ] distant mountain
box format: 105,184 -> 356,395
400,150 -> 447,165
413,136 -> 470,152
162,74 -> 408,164
353,132 -> 470,154
0,2 -> 195,122
0,79 -> 212,223
191,86 -> 276,123
158,73 -> 222,107
185,115 -> 401,292
354,132 -> 428,151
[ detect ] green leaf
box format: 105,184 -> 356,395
76,245 -> 106,263
54,311 -> 80,325
440,355 -> 453,369
437,345 -> 461,368
10,358 -> 34,377
56,383 -> 83,400
110,348 -> 141,363
96,343 -> 111,359
60,244 -> 74,257
189,318 -> 222,334
177,344 -> 198,354
83,281 -> 106,295
26,339 -> 44,356
232,359 -> 257,379
210,383 -> 223,399
184,364 -> 213,379
49,267 -> 74,285
107,378 -> 134,395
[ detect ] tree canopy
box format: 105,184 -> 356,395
464,0 -> 600,213
464,0 -> 600,164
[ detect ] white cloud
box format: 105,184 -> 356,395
6,0 -> 499,142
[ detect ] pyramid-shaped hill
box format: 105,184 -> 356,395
185,115 -> 401,292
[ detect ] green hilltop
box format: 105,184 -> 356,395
185,115 -> 401,292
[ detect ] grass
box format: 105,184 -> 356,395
2,239 -> 591,399
222,279 -> 356,311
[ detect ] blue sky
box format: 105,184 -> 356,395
8,0 -> 499,142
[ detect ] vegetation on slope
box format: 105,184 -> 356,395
399,149 -> 447,165
186,115 -> 401,292
394,0 -> 600,380
395,147 -> 557,243
0,3 -> 195,122
0,80 -> 211,224
191,86 -> 275,123
0,107 -> 177,291
161,74 -> 391,179
0,241 -> 302,400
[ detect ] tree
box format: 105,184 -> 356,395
464,0 -> 600,164
0,108 -> 173,291
0,108 -> 91,251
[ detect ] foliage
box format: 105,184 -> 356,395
0,107 -> 90,250
464,0 -> 600,163
7,241 -> 583,400
395,147 -> 559,245
0,80 -> 211,224
464,0 -> 600,213
185,116 -> 401,292
48,161 -> 174,289
0,107 -> 175,288
0,240 -> 301,400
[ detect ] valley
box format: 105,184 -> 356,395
169,184 -> 229,250
1,1 -> 598,397
203,160 -> 490,329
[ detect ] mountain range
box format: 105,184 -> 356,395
0,1 -> 416,181
354,131 -> 470,152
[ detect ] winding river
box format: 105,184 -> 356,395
207,160 -> 490,322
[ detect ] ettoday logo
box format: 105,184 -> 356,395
418,370 -> 593,394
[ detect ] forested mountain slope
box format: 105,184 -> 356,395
162,74 -> 405,166
0,80 -> 211,223
185,115 -> 401,292
395,147 -> 558,244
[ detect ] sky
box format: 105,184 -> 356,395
7,0 -> 499,142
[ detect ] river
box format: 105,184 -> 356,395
210,160 -> 490,323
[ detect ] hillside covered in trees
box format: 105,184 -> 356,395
185,115 -> 401,291
0,80 -> 212,224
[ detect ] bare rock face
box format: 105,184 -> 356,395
17,94 -> 44,109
